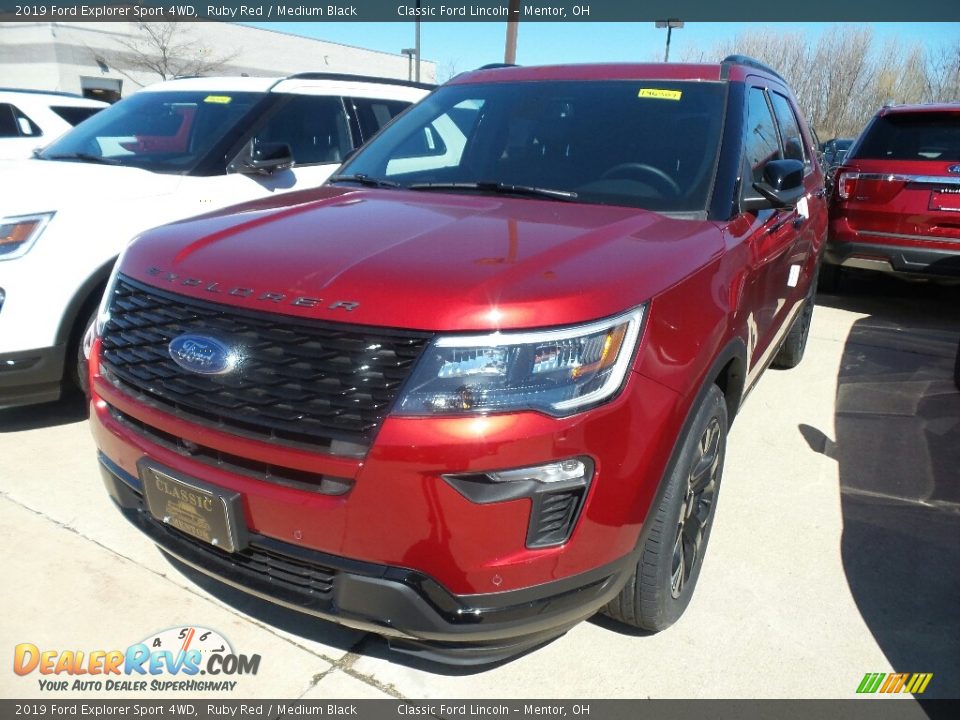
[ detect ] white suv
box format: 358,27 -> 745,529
0,89 -> 108,160
0,73 -> 430,408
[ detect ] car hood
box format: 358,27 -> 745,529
0,159 -> 181,216
122,187 -> 723,331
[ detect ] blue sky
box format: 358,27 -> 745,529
246,21 -> 960,78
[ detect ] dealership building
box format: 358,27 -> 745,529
0,22 -> 436,101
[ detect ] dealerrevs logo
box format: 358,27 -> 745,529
13,626 -> 260,692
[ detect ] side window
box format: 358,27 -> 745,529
0,103 -> 41,137
352,98 -> 410,143
255,95 -> 352,166
51,106 -> 103,127
0,104 -> 18,137
744,88 -> 781,184
769,92 -> 808,169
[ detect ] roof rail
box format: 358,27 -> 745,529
0,87 -> 86,99
282,72 -> 435,91
721,55 -> 786,83
477,63 -> 519,70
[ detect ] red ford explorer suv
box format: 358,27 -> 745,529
88,58 -> 827,664
824,103 -> 960,288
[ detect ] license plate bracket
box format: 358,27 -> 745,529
139,460 -> 247,553
929,189 -> 960,212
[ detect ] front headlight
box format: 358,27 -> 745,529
0,212 -> 55,261
396,306 -> 645,417
82,244 -> 131,361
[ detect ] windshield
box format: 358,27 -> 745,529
339,80 -> 726,212
39,91 -> 265,173
854,113 -> 960,162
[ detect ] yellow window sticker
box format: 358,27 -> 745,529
203,95 -> 233,104
638,89 -> 683,101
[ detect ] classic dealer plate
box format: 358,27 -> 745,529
139,461 -> 247,553
929,189 -> 960,212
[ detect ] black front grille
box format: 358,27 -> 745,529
107,403 -> 354,496
100,276 -> 432,454
528,488 -> 586,548
146,500 -> 336,598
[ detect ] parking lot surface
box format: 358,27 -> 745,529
2,274 -> 958,701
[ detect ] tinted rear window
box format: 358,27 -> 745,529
51,105 -> 103,126
854,113 -> 960,162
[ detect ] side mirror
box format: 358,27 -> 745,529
742,159 -> 806,211
233,141 -> 295,175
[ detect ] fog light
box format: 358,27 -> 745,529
443,457 -> 594,548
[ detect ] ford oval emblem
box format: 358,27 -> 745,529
168,334 -> 237,375
949,165 -> 960,174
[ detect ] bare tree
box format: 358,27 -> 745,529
926,40 -> 960,101
700,26 -> 959,141
102,22 -> 239,86
438,58 -> 462,83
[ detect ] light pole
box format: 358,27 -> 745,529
401,48 -> 416,81
655,19 -> 684,62
414,0 -> 421,82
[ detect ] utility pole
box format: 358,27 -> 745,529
655,19 -> 684,62
505,0 -> 520,64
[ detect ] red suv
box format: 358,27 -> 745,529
825,103 -> 960,288
88,58 -> 827,664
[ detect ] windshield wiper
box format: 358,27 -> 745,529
407,181 -> 578,201
43,152 -> 121,166
328,173 -> 400,188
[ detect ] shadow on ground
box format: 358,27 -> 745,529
0,389 -> 87,432
807,272 -> 960,699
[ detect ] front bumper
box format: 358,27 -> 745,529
0,345 -> 66,409
99,454 -> 635,665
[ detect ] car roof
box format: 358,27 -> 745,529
878,103 -> 960,116
0,89 -> 108,107
447,59 -> 786,86
139,74 -> 432,100
449,63 -> 724,85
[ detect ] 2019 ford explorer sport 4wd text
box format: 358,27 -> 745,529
0,73 -> 428,409
824,103 -> 960,287
89,59 -> 826,664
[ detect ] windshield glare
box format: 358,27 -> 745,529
340,80 -> 726,212
40,91 -> 264,173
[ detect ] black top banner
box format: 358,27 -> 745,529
0,0 -> 959,22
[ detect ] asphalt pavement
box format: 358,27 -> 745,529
1,272 -> 958,702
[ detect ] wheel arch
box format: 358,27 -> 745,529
710,338 -> 748,425
54,256 -> 117,351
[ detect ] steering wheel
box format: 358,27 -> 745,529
600,163 -> 682,196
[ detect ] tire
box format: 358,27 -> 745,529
603,384 -> 728,632
771,271 -> 818,370
818,262 -> 842,294
954,335 -> 960,392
